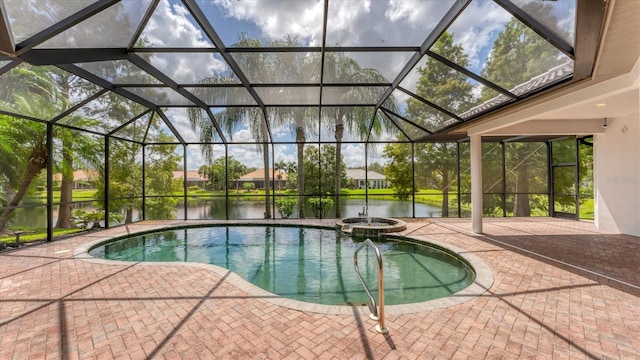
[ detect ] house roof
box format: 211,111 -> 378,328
172,170 -> 207,181
53,170 -> 98,182
345,169 -> 386,180
239,169 -> 287,181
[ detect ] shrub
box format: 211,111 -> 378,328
72,209 -> 124,230
275,198 -> 297,219
243,182 -> 256,192
308,197 -> 333,218
188,185 -> 200,192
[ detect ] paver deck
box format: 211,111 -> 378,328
1,218 -> 639,359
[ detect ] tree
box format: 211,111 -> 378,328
321,52 -> 398,217
382,143 -> 413,200
188,35 -> 278,219
385,32 -> 476,215
274,160 -> 286,191
0,114 -> 46,232
414,143 -> 458,216
0,64 -> 74,231
368,162 -> 385,175
302,145 -> 346,196
480,8 -> 565,216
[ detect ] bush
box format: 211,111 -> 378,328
275,198 -> 297,219
243,182 -> 256,192
188,185 -> 200,192
72,209 -> 124,230
308,197 -> 333,218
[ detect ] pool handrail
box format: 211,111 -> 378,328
353,238 -> 388,334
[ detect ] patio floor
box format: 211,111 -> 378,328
1,218 -> 639,359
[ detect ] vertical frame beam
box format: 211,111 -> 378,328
183,144 -> 188,221
224,145 -> 229,220
456,142 -> 461,218
46,123 -> 53,241
141,145 -> 146,221
501,142 -> 507,217
104,136 -> 110,227
574,137 -> 580,220
470,134 -> 483,233
411,143 -> 415,218
547,141 -> 554,216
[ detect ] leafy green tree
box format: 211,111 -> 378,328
414,143 -> 458,216
198,156 -> 248,191
383,32 -> 475,214
382,143 -> 413,200
144,141 -> 182,219
480,8 -> 565,100
368,162 -> 385,175
302,145 -> 346,196
480,9 -> 564,216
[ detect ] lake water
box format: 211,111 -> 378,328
9,197 -> 442,227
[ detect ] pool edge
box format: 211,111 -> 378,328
73,220 -> 494,316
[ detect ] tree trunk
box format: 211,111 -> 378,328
125,208 -> 133,224
334,121 -> 344,218
55,139 -> 74,228
296,126 -> 305,219
515,161 -> 531,216
0,147 -> 47,232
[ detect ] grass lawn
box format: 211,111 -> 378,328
0,227 -> 85,245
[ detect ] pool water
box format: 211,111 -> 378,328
89,226 -> 475,306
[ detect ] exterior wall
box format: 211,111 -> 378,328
594,99 -> 640,236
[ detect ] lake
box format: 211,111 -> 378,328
8,197 -> 443,228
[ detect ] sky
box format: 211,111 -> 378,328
5,0 -> 576,170
142,0 -> 573,168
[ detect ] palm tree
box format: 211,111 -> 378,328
274,160 -> 286,191
321,53 -> 398,217
190,35 -> 318,218
0,108 -> 48,232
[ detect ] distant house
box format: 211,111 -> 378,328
345,169 -> 389,189
233,168 -> 287,190
172,170 -> 208,189
53,170 -> 98,189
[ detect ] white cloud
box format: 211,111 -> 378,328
341,144 -> 366,168
273,144 -> 296,164
141,0 -> 212,47
326,0 -> 451,47
212,0 -> 324,46
447,0 -> 511,70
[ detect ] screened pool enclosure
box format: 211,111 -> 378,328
0,0 -> 604,241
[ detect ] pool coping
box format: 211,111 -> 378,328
73,220 -> 493,316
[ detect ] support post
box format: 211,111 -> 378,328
46,123 -> 53,241
470,134 -> 483,233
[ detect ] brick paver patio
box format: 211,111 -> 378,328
1,218 -> 639,359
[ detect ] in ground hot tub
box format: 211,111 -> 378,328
336,217 -> 407,237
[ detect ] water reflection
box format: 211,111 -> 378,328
9,198 -> 442,226
90,226 -> 474,305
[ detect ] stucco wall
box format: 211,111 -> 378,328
594,93 -> 640,236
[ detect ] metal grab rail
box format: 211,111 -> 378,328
354,238 -> 388,334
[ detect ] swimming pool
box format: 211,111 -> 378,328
88,225 -> 476,306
